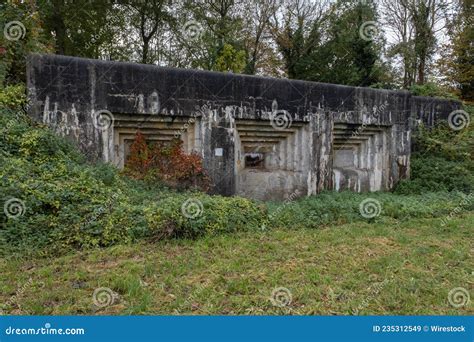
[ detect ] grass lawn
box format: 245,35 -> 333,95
1,213 -> 473,315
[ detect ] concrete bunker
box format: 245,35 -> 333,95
27,54 -> 461,200
234,118 -> 311,200
111,114 -> 199,168
331,123 -> 391,192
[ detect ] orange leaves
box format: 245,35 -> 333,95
124,131 -> 210,191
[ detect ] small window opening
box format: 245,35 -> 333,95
245,153 -> 265,169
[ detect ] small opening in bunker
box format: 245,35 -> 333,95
244,153 -> 265,169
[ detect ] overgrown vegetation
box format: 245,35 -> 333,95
0,84 -> 27,109
395,106 -> 474,194
409,83 -> 459,100
123,132 -> 210,191
268,191 -> 473,229
1,101 -> 473,257
0,104 -> 266,256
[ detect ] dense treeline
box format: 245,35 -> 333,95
0,0 -> 472,99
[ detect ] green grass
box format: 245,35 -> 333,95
1,213 -> 472,315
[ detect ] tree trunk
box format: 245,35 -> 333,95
417,55 -> 425,84
142,38 -> 150,64
51,0 -> 67,55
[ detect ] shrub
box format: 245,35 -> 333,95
123,132 -> 210,191
144,194 -> 265,240
395,156 -> 474,194
0,108 -> 264,256
396,110 -> 473,195
409,83 -> 459,100
412,122 -> 473,163
268,191 -> 473,229
0,84 -> 26,109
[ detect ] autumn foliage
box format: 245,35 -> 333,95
124,131 -> 210,191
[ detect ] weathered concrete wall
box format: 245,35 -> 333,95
411,96 -> 461,127
26,54 -> 460,200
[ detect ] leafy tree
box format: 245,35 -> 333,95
382,0 -> 450,88
438,0 -> 473,101
272,0 -> 384,86
270,0 -> 330,79
0,0 -> 52,85
382,0 -> 416,88
0,0 -> 466,95
170,0 -> 246,72
410,0 -> 440,84
121,0 -> 174,64
241,0 -> 279,75
38,0 -> 116,59
318,0 -> 384,86
215,43 -> 246,72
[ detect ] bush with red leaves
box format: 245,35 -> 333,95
123,131 -> 210,191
